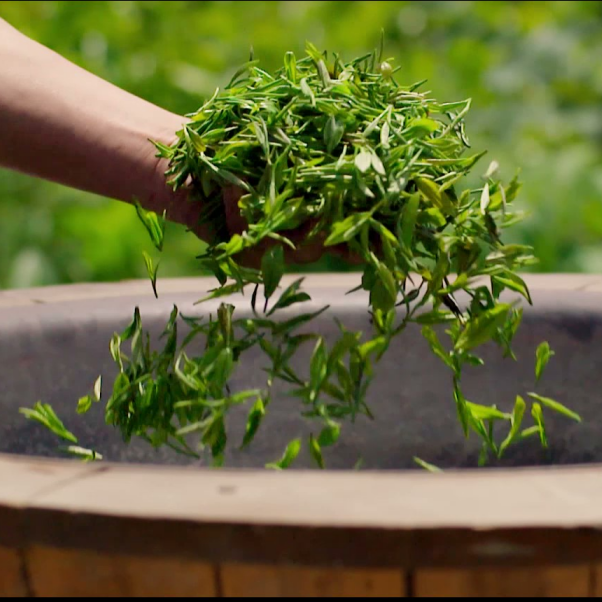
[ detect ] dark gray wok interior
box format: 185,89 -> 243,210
1,282 -> 601,470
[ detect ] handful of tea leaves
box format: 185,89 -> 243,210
22,43 -> 581,468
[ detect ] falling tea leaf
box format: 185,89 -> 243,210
527,393 -> 581,423
414,457 -> 443,473
535,342 -> 555,382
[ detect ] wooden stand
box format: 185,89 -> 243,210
2,455 -> 602,597
3,275 -> 602,597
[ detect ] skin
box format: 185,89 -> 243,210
0,18 -> 354,268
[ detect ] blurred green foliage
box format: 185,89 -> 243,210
2,1 -> 602,289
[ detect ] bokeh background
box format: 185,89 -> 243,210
2,0 -> 602,289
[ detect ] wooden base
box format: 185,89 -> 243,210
220,564 -> 405,598
415,566 -> 592,598
0,546 -> 28,597
3,546 -> 597,597
2,454 -> 602,597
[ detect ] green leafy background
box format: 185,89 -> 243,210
2,0 -> 602,289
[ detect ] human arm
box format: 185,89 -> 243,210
0,18 -> 205,236
0,18 -> 354,266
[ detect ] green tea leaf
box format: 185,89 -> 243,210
401,193 -> 420,249
427,253 -> 450,298
480,183 -> 491,214
439,273 -> 469,295
355,149 -> 373,173
195,283 -> 246,304
371,153 -> 386,176
531,402 -> 548,448
421,327 -> 453,368
65,446 -> 103,462
284,51 -> 297,83
405,118 -> 440,137
478,444 -> 489,467
415,310 -> 457,325
499,395 -> 527,457
527,393 -> 581,423
229,390 -> 263,405
505,173 -> 522,203
414,457 -> 442,473
309,337 -> 328,391
202,414 -> 227,461
324,115 -> 345,154
309,434 -> 325,469
109,334 -> 123,371
324,212 -> 372,246
266,439 -> 302,470
419,207 -> 447,228
468,414 -> 492,447
77,396 -> 93,415
381,121 -> 390,148
455,304 -> 511,352
359,335 -> 388,360
376,262 -> 397,303
176,417 -> 214,436
453,381 -> 470,438
483,160 -> 500,180
121,307 -> 141,340
262,246 -> 285,304
135,202 -> 165,252
20,403 -> 78,444
268,278 -> 312,315
93,376 -> 102,402
185,126 -> 207,154
112,372 -> 131,398
213,348 -> 234,390
318,423 -> 341,447
174,352 -> 202,392
142,251 -> 160,299
227,59 -> 260,87
251,283 -> 260,314
466,402 -> 511,422
320,381 -> 346,402
535,342 -> 555,382
273,306 -> 329,336
416,177 -> 454,215
241,397 -> 266,449
317,60 -> 331,87
300,78 -> 315,106
492,272 -> 533,305
252,117 -> 270,159
518,426 -> 542,442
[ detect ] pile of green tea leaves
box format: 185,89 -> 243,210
21,42 -> 581,469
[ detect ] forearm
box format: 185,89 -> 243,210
0,19 -> 187,220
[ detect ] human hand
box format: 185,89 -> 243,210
151,149 -> 360,270
222,185 -> 360,269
